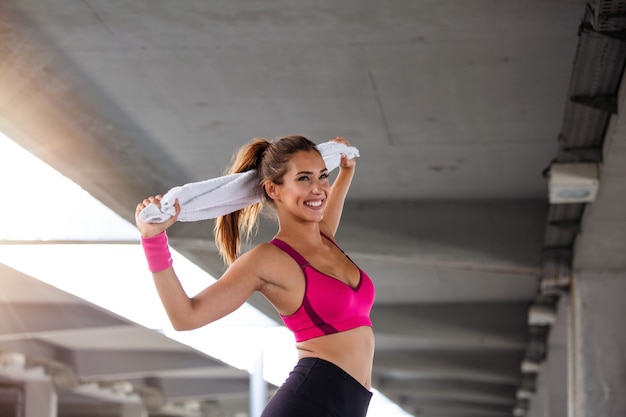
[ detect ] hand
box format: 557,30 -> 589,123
135,195 -> 180,238
330,136 -> 356,169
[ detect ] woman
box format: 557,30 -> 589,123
135,135 -> 375,417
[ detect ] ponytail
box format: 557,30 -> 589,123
214,138 -> 269,265
215,135 -> 320,265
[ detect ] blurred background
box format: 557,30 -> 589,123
1,1 -> 626,417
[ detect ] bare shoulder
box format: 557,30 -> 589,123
212,244 -> 279,293
241,243 -> 288,274
242,242 -> 282,265
242,242 -> 302,289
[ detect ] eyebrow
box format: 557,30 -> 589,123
294,168 -> 328,176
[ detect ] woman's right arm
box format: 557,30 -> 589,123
151,251 -> 265,330
136,196 -> 265,331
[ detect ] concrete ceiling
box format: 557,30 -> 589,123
4,1 -> 626,417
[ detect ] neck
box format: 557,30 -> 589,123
275,219 -> 324,246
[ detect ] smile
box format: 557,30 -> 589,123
305,200 -> 323,207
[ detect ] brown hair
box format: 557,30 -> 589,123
214,135 -> 320,264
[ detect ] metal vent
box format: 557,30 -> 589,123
559,23 -> 626,155
544,204 -> 585,247
572,28 -> 626,95
588,0 -> 626,31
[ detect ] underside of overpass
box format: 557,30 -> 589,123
1,1 -> 626,417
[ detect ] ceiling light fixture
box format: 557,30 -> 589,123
516,389 -> 534,400
547,162 -> 599,204
528,305 -> 557,326
521,360 -> 542,373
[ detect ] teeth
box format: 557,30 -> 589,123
306,201 -> 322,207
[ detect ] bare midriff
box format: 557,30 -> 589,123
295,326 -> 375,389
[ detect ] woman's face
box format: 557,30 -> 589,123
270,150 -> 330,223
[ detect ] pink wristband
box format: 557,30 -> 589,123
141,232 -> 173,273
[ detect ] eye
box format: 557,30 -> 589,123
319,173 -> 329,180
298,175 -> 310,181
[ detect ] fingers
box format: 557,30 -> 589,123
330,136 -> 350,146
339,154 -> 356,168
137,195 -> 163,209
135,195 -> 166,220
135,195 -> 176,236
169,199 -> 181,222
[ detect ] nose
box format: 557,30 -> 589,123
312,178 -> 326,194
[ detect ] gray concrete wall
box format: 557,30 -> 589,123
572,271 -> 626,417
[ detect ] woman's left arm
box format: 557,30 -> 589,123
321,138 -> 356,235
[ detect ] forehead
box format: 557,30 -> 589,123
286,150 -> 326,171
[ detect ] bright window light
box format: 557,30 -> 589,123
0,131 -> 412,416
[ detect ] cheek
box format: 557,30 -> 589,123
283,183 -> 306,198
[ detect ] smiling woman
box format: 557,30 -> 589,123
0,131 -> 411,417
135,135 -> 380,417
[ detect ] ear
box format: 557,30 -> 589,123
264,181 -> 280,200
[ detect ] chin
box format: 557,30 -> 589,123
306,212 -> 324,222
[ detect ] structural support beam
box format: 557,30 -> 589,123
572,271 -> 626,417
24,379 -> 57,417
526,295 -> 569,417
249,351 -> 267,417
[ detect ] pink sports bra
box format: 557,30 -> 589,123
270,233 -> 375,342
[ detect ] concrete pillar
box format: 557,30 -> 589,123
527,295 -> 569,417
527,374 -> 547,417
546,295 -> 569,417
249,350 -> 267,417
23,379 -> 57,417
571,271 -> 626,417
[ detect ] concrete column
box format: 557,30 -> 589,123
23,379 -> 57,417
527,374 -> 547,417
527,295 -> 569,417
547,295 -> 569,417
121,402 -> 148,417
572,271 -> 626,417
249,350 -> 267,417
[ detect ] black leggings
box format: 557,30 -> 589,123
261,357 -> 372,417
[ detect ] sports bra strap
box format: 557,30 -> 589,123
270,238 -> 309,268
320,231 -> 344,252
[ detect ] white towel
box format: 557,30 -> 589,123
139,142 -> 360,223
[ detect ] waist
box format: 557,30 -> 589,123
296,326 -> 375,388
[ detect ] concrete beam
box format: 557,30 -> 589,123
0,303 -> 129,335
65,350 -> 231,379
0,3 -> 186,225
154,377 -> 249,400
374,350 -> 523,385
377,379 -> 516,407
372,303 -> 528,350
